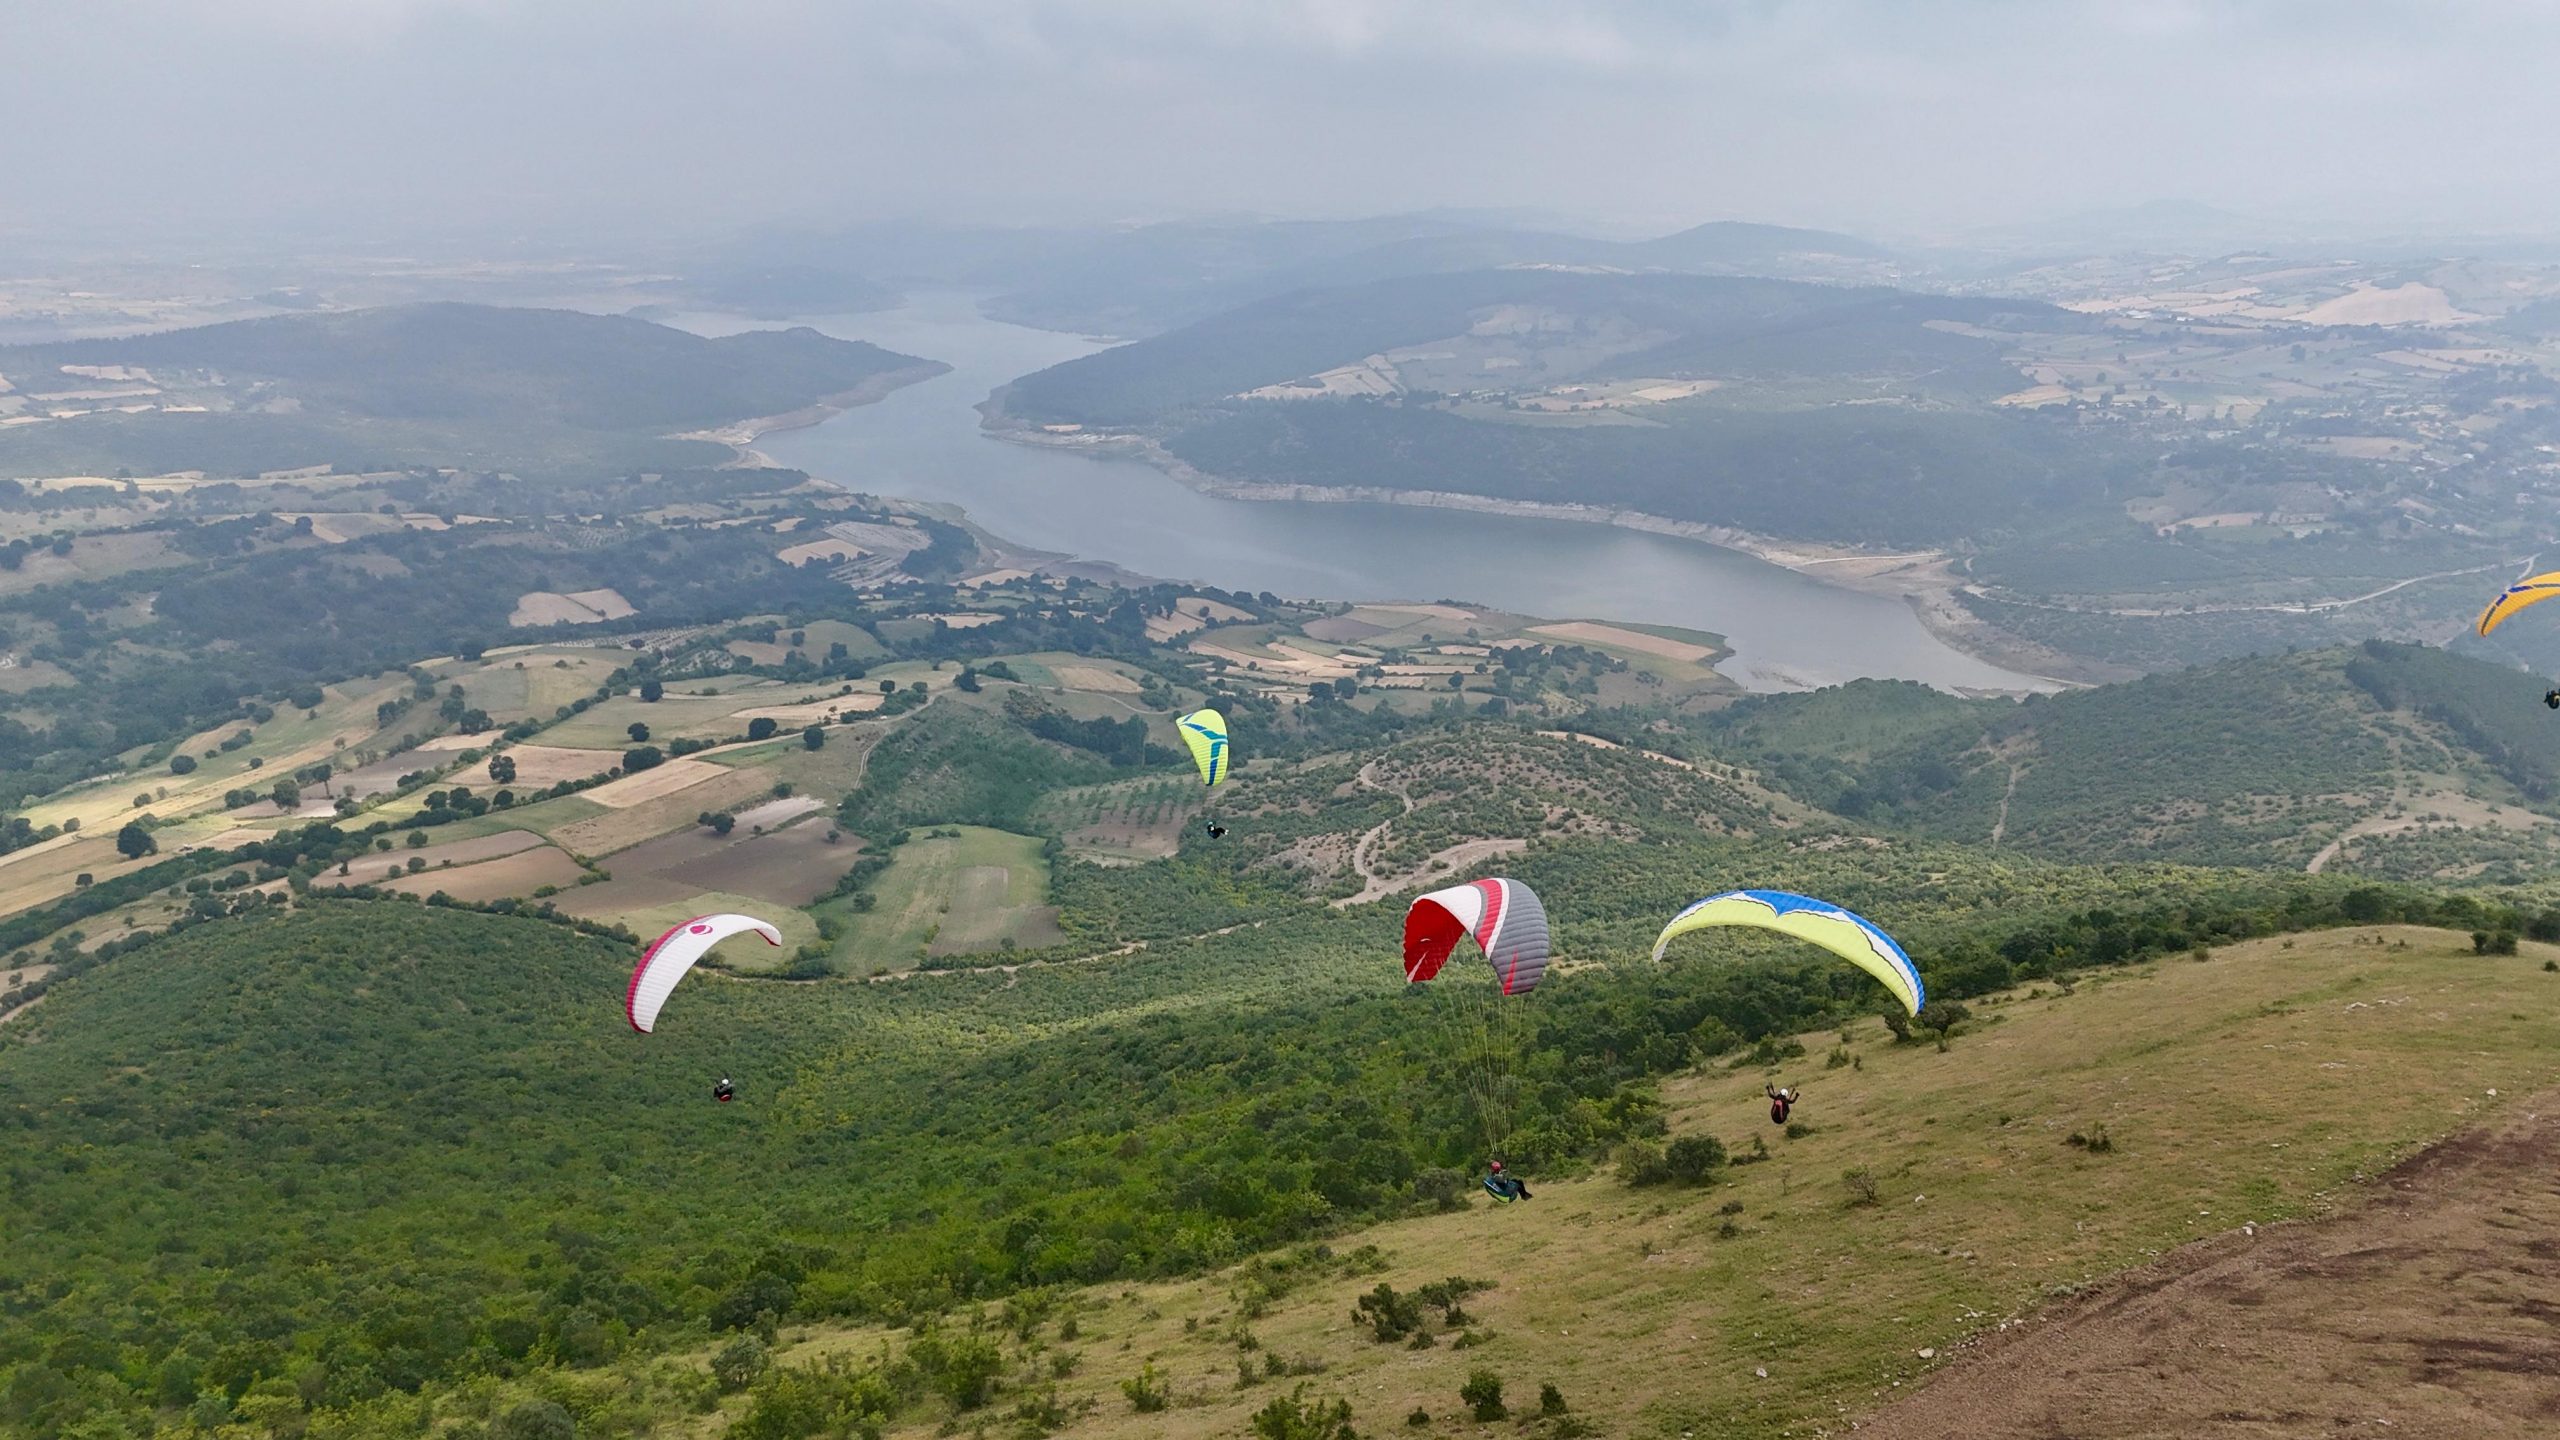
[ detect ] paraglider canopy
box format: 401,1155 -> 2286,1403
626,913 -> 782,1033
1651,889 -> 1923,1016
1176,708 -> 1229,786
1404,877 -> 1552,995
2476,572 -> 2560,637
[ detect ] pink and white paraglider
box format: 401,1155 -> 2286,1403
624,912 -> 782,1034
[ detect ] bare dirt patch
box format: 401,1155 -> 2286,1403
508,588 -> 634,627
579,812 -> 851,910
374,846 -> 589,901
2295,281 -> 2477,327
494,744 -> 623,787
365,829 -> 548,870
732,694 -> 881,728
1048,664 -> 1142,694
581,759 -> 727,809
1859,1090 -> 2560,1440
1530,620 -> 1715,662
548,763 -> 774,858
778,538 -> 865,566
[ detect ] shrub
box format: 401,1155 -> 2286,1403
2066,1124 -> 2115,1154
1460,1367 -> 1506,1421
1841,1168 -> 1881,1206
1121,1362 -> 1169,1413
1615,1140 -> 1669,1186
1413,1166 -> 1468,1211
1539,1382 -> 1569,1416
491,1401 -> 575,1440
1663,1134 -> 1726,1183
1250,1385 -> 1359,1440
1353,1283 -> 1426,1343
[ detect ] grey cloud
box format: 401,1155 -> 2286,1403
5,0 -> 2554,252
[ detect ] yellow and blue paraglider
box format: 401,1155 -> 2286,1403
1176,708 -> 1229,786
1651,889 -> 1924,1016
2475,571 -> 2560,638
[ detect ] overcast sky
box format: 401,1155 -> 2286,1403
8,0 -> 2559,251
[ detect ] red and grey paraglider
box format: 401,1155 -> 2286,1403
1404,878 -> 1551,995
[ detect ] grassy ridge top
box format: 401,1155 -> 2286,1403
761,925 -> 2560,1440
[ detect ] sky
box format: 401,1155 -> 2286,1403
7,0 -> 2559,251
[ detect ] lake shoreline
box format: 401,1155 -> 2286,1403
684,362 -> 954,467
983,412 -> 2108,689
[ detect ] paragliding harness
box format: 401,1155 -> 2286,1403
713,1077 -> 736,1104
1482,1162 -> 1530,1204
2543,688 -> 2560,711
1766,1084 -> 1796,1126
1203,820 -> 1228,840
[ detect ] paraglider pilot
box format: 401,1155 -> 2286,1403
2543,688 -> 2560,711
1483,1159 -> 1531,1202
1203,820 -> 1228,840
713,1076 -> 736,1104
1766,1083 -> 1799,1125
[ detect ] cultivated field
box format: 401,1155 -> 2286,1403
816,825 -> 1057,974
1039,775 -> 1204,862
377,845 -> 589,902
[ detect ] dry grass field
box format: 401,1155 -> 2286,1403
683,927 -> 2560,1440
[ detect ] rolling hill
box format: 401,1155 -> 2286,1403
1696,641 -> 2560,880
0,304 -> 945,479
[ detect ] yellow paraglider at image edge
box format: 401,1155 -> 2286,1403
1650,889 -> 1925,1016
1177,707 -> 1229,786
2474,571 -> 2560,637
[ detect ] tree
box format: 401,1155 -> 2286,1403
802,726 -> 826,751
703,812 -> 736,836
627,722 -> 651,743
487,755 -> 517,785
747,717 -> 779,742
169,754 -> 198,776
710,1335 -> 770,1394
639,679 -> 664,703
624,746 -> 665,773
116,823 -> 157,860
269,779 -> 301,811
1460,1368 -> 1506,1421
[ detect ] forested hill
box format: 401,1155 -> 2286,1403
987,269 -> 2132,549
6,304 -> 933,431
996,269 -> 2068,427
1695,641 -> 2560,878
0,305 -> 945,479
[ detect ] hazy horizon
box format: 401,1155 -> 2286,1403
9,0 -> 2560,254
